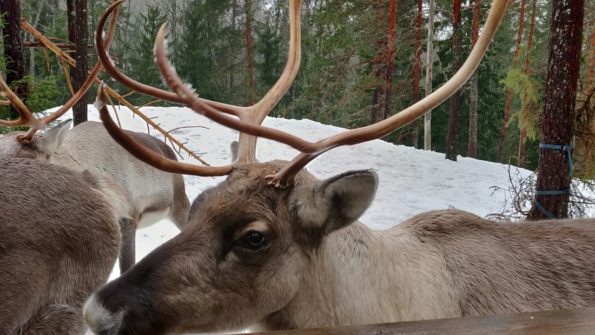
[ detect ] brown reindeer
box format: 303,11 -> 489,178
85,0 -> 595,334
0,158 -> 122,335
0,18 -> 190,272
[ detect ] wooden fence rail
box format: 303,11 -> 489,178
243,307 -> 595,335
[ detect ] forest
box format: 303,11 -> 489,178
0,0 -> 593,214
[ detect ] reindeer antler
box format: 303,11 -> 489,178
98,0 -> 511,186
0,0 -> 121,143
98,0 -> 308,173
0,75 -> 42,132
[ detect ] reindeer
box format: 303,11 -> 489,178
84,0 -> 595,334
0,117 -> 190,272
38,120 -> 190,271
0,15 -> 190,272
0,158 -> 122,335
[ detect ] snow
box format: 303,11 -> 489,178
50,104 -> 545,280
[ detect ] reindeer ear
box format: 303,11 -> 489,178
293,170 -> 378,235
34,119 -> 72,156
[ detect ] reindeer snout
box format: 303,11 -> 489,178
83,294 -> 124,335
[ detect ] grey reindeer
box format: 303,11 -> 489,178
0,158 -> 122,335
85,0 -> 595,334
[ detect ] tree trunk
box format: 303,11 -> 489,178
467,0 -> 480,158
28,2 -> 46,76
497,0 -> 526,162
1,0 -> 28,118
528,0 -> 584,220
408,0 -> 423,148
231,0 -> 238,91
371,0 -> 386,123
518,0 -> 537,167
587,16 -> 594,90
445,0 -> 462,161
424,0 -> 435,151
245,0 -> 255,105
67,0 -> 88,125
382,0 -> 397,123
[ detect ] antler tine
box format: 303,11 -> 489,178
97,84 -> 233,176
15,0 -> 122,143
95,1 -> 242,117
0,75 -> 41,129
17,62 -> 104,142
265,0 -> 513,187
249,0 -> 302,123
154,23 -> 318,156
233,0 -> 302,164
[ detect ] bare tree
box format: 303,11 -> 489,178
528,0 -> 585,220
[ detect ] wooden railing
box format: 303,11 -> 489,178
244,307 -> 595,335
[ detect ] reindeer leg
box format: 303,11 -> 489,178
119,217 -> 136,273
171,174 -> 190,230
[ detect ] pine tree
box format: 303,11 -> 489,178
67,0 -> 88,125
528,0 -> 585,220
129,5 -> 167,99
445,0 -> 462,161
517,0 -> 537,167
497,0 -> 526,162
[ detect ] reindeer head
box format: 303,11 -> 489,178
85,161 -> 377,334
0,119 -> 71,159
85,0 -> 510,333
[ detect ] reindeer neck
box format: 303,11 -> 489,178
266,221 -> 461,329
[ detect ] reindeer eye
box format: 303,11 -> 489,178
238,231 -> 269,251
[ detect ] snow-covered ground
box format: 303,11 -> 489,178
52,104 -> 550,279
53,104 -> 590,334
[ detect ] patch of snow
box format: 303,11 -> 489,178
50,103 -> 540,278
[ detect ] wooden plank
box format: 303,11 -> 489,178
245,308 -> 595,335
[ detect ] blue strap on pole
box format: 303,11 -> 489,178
534,200 -> 556,219
535,189 -> 570,196
538,143 -> 573,177
534,143 -> 574,218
